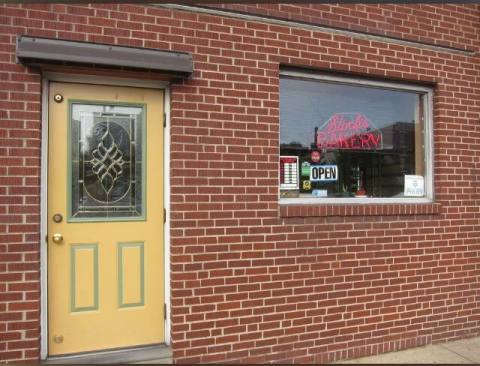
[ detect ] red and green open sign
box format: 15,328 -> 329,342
315,112 -> 383,150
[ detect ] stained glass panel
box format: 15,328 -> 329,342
70,103 -> 144,220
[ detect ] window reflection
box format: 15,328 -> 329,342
280,76 -> 427,199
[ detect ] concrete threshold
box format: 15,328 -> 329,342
43,344 -> 172,364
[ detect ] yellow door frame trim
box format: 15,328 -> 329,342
39,73 -> 171,360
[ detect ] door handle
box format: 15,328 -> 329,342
52,233 -> 64,244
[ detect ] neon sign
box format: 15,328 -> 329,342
315,112 -> 383,150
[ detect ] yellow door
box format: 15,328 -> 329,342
47,82 -> 164,355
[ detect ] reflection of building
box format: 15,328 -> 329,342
377,122 -> 416,196
380,121 -> 415,151
280,142 -> 308,156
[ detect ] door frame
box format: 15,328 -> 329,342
40,73 -> 171,360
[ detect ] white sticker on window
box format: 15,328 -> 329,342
404,175 -> 424,197
312,189 -> 328,197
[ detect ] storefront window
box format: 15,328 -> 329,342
279,71 -> 432,202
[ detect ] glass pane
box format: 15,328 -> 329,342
70,103 -> 144,220
280,76 -> 427,199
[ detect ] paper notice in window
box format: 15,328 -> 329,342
279,156 -> 299,190
404,175 -> 424,197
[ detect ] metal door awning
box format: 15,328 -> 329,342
16,35 -> 193,78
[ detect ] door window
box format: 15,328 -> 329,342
69,103 -> 145,220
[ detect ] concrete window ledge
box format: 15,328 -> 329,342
279,202 -> 442,218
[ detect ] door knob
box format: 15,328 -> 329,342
52,233 -> 63,244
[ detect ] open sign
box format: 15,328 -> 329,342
310,165 -> 338,182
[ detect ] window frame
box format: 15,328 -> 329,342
279,69 -> 434,205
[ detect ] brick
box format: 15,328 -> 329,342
2,2 -> 480,364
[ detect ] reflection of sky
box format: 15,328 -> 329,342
280,77 -> 419,146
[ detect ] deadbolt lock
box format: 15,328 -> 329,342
53,94 -> 63,103
52,213 -> 63,223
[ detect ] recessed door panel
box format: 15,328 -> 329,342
71,244 -> 98,312
118,242 -> 145,308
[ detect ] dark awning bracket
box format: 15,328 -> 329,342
16,35 -> 193,78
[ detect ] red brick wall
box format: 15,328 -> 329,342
211,3 -> 479,51
0,4 -> 42,360
1,3 -> 480,363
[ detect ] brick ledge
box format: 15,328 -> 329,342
280,202 -> 442,217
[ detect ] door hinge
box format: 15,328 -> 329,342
164,303 -> 167,320
163,112 -> 166,128
163,208 -> 166,224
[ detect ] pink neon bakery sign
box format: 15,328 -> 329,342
315,112 -> 383,150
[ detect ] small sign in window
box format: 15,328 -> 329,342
279,156 -> 299,190
310,165 -> 338,182
404,175 -> 424,197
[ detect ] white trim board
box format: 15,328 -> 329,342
40,74 -> 171,359
40,76 -> 49,361
163,85 -> 171,347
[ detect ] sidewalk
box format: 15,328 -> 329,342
337,336 -> 480,364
